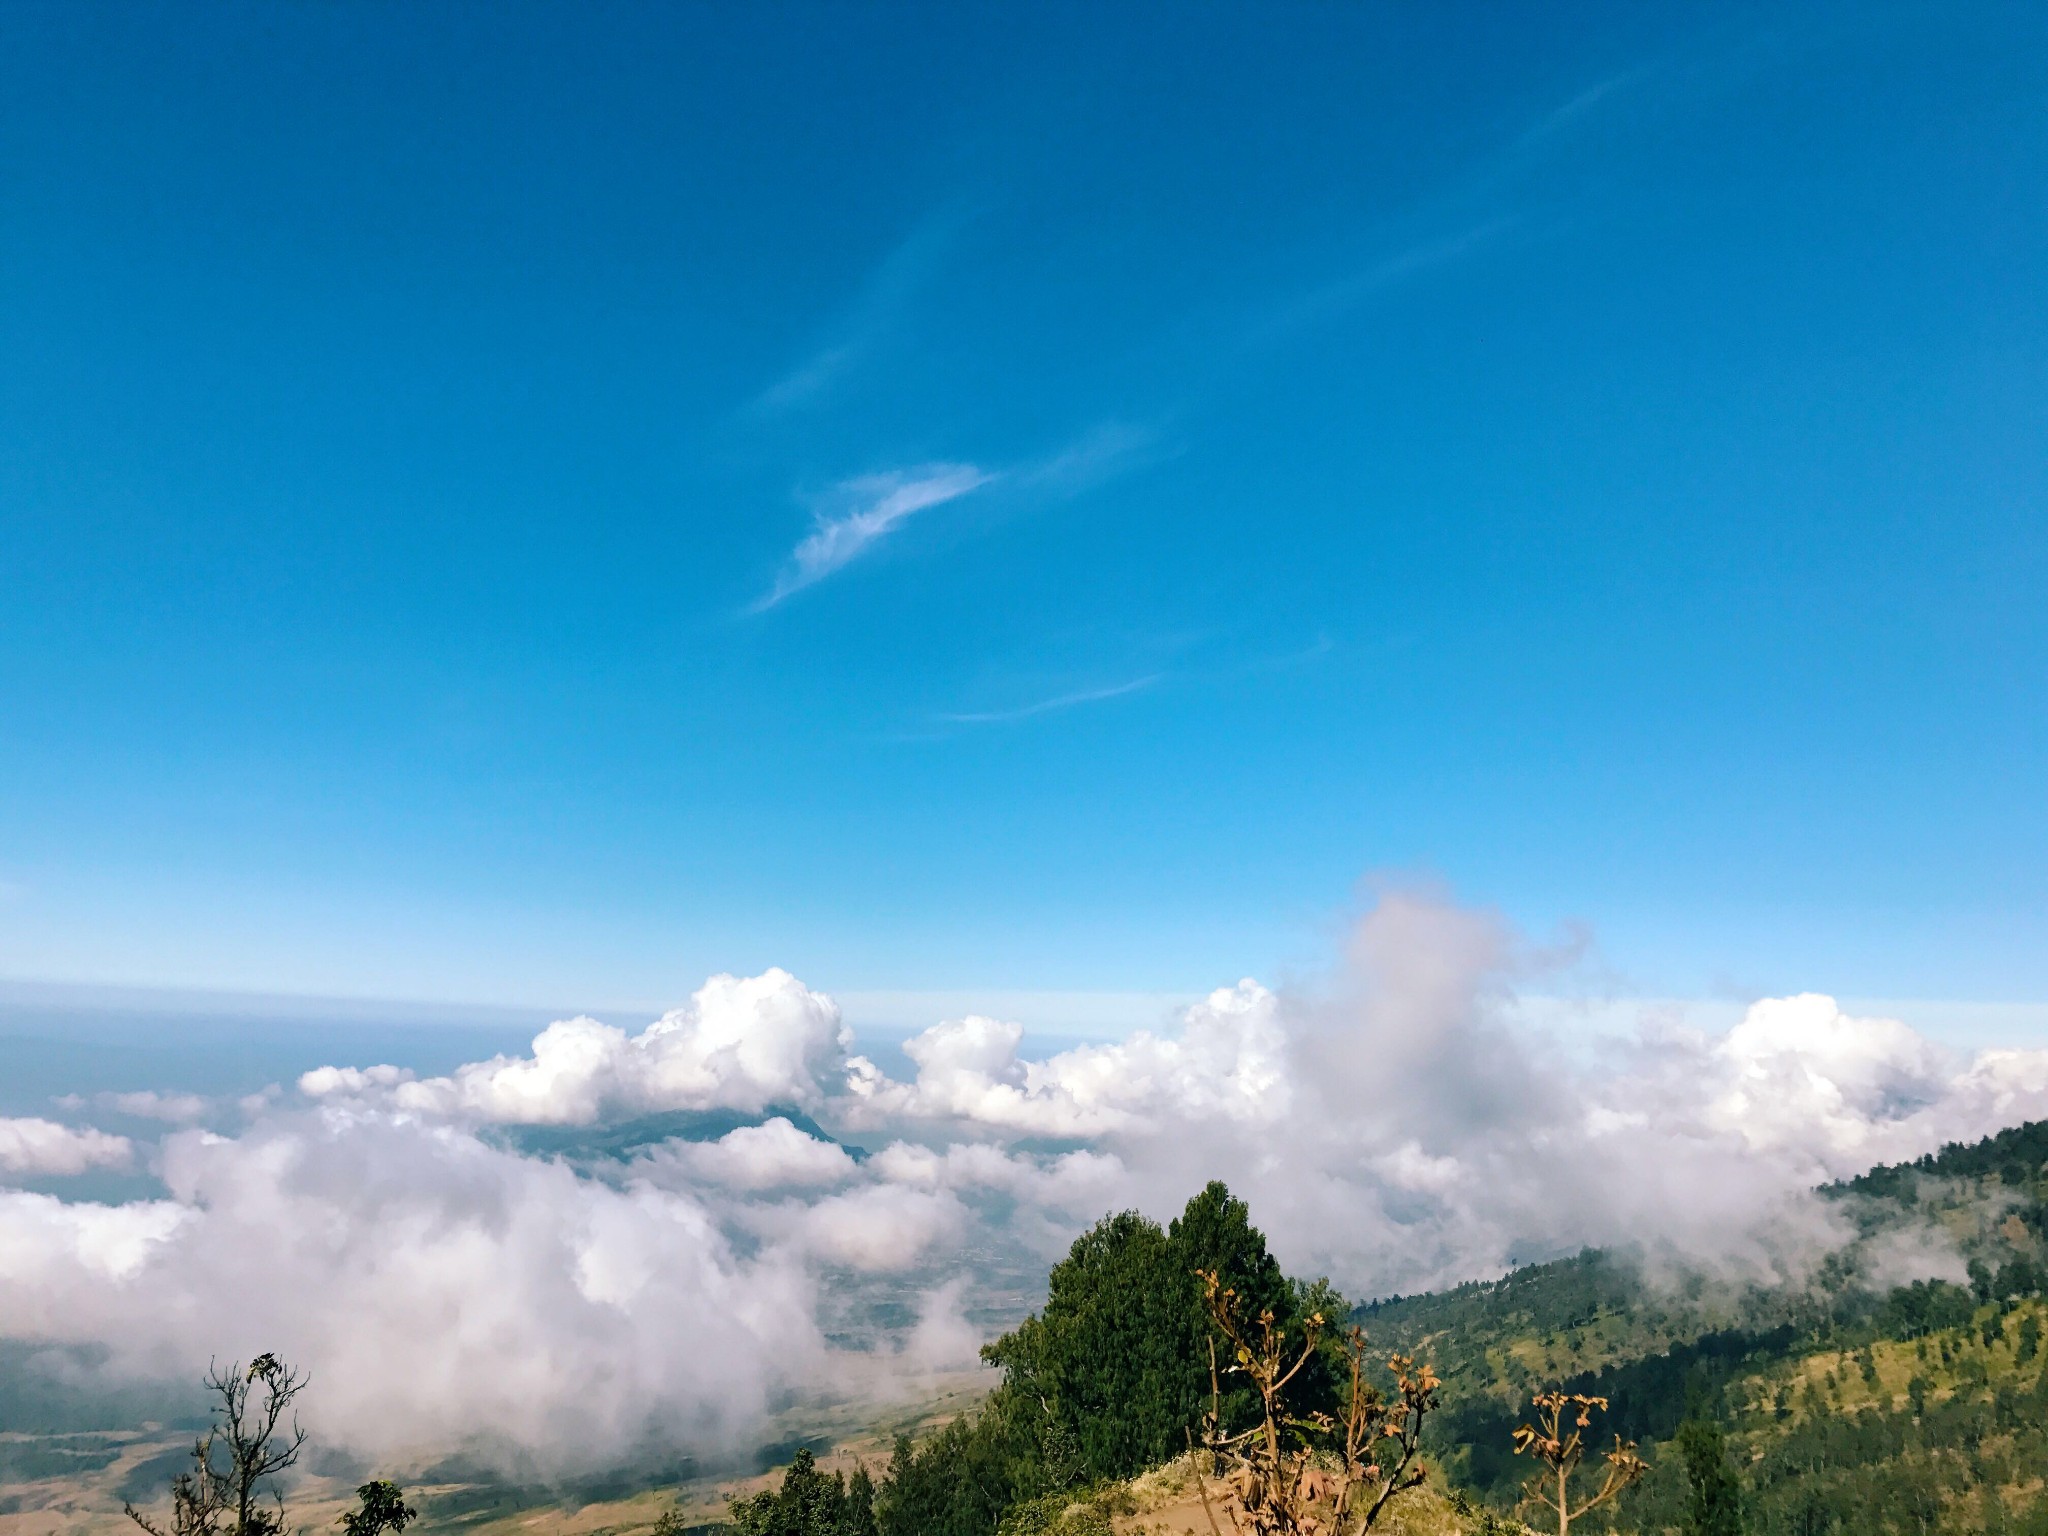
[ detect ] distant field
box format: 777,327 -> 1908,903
0,1369 -> 996,1536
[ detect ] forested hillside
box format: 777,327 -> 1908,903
1358,1118 -> 2048,1531
717,1118 -> 2048,1536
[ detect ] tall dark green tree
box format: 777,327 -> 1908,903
981,1209 -> 1185,1479
843,1466 -> 878,1536
1166,1181 -> 1343,1426
874,1418 -> 1027,1536
980,1181 -> 1332,1482
1165,1182 -> 1288,1317
1675,1417 -> 1744,1536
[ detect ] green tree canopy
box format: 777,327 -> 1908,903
338,1482 -> 416,1536
981,1181 -> 1336,1481
1676,1417 -> 1745,1536
729,1448 -> 879,1536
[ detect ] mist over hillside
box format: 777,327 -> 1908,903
1,893 -> 2043,1478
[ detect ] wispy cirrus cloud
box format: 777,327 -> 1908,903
753,343 -> 860,414
747,210 -> 969,416
748,422 -> 1160,616
1249,217 -> 1515,345
1512,65 -> 1656,152
938,674 -> 1161,726
752,463 -> 995,611
1239,68 -> 1657,352
1016,421 -> 1168,493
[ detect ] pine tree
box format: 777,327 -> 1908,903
979,1181 -> 1318,1481
1675,1417 -> 1744,1536
980,1208 -> 1184,1479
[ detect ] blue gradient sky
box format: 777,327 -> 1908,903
2,3 -> 2044,1014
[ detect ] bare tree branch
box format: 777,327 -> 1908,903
1193,1269 -> 1440,1536
125,1355 -> 312,1536
1510,1391 -> 1648,1536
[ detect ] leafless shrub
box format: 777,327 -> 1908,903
1192,1269 -> 1439,1536
125,1354 -> 310,1536
1510,1391 -> 1646,1536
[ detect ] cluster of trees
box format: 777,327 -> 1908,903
1621,1361 -> 2048,1535
121,1184 -> 1374,1536
727,1182 -> 1660,1536
856,1181 -> 1342,1536
1881,1261 -> 2045,1342
1878,1280 -> 1980,1340
1969,1255 -> 2046,1305
985,1181 -> 1346,1480
131,1131 -> 2048,1536
1841,1118 -> 2048,1203
725,1449 -> 877,1536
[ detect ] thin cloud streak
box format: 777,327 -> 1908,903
1513,65 -> 1655,152
1240,67 -> 1651,352
753,343 -> 858,413
938,674 -> 1161,725
752,464 -> 994,611
1016,421 -> 1169,493
1251,217 -> 1515,344
745,209 -> 971,416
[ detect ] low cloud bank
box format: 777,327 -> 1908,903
3,892 -> 2046,1471
0,1117 -> 132,1176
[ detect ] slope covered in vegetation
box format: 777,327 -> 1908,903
1359,1117 -> 2048,1532
717,1117 -> 2048,1536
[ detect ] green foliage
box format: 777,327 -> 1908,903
1675,1418 -> 1743,1536
729,1449 -> 879,1536
981,1209 -> 1186,1482
1839,1118 -> 2048,1201
991,1490 -> 1114,1536
1879,1281 -> 1975,1340
866,1180 -> 1344,1533
981,1181 -> 1332,1483
1168,1180 -> 1289,1316
874,1415 -> 1032,1536
1994,1257 -> 2042,1301
761,1121 -> 2048,1536
1445,1489 -> 1529,1536
1906,1374 -> 1930,1419
338,1482 -> 416,1536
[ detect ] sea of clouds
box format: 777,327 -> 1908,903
3,891 -> 2046,1473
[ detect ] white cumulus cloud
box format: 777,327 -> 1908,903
3,892 -> 2046,1474
642,1118 -> 859,1191
0,1113 -> 831,1470
0,1117 -> 134,1177
307,969 -> 849,1124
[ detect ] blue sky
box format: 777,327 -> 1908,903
1,2 -> 2044,1018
